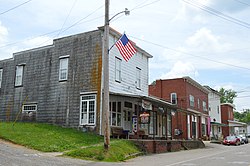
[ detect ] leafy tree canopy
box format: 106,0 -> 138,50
219,87 -> 237,104
234,109 -> 250,123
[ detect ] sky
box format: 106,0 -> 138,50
0,0 -> 250,112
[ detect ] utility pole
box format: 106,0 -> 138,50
103,0 -> 110,150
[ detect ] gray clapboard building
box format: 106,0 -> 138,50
0,29 -> 103,128
0,27 -> 175,137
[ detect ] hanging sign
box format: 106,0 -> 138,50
142,100 -> 152,110
139,111 -> 150,124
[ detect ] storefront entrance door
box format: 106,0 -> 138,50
123,109 -> 132,131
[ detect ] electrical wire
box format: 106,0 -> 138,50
0,0 -> 32,15
233,0 -> 250,7
183,0 -> 250,29
0,15 -> 105,49
111,0 -> 161,23
56,0 -> 78,38
131,0 -> 161,11
37,0 -> 79,47
130,35 -> 250,71
59,4 -> 104,35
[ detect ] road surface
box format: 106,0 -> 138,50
1,139 -> 250,166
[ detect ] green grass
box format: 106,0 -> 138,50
64,140 -> 142,162
0,122 -> 142,162
0,122 -> 103,152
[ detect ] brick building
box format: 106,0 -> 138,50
221,103 -> 247,137
149,77 -> 210,140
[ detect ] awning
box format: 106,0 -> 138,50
228,120 -> 247,127
210,122 -> 227,126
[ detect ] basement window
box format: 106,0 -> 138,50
22,104 -> 37,112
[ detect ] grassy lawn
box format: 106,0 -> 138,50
0,122 -> 142,162
65,140 -> 141,162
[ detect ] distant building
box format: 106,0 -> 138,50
149,77 -> 210,140
221,103 -> 247,137
204,86 -> 223,140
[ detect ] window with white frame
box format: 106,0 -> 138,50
110,101 -> 121,126
136,67 -> 141,89
0,69 -> 3,88
22,104 -> 37,112
189,95 -> 194,107
59,57 -> 69,81
171,93 -> 177,105
15,65 -> 24,87
203,101 -> 207,111
80,94 -> 96,125
115,57 -> 121,82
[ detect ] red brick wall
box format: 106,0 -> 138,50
132,140 -> 205,154
221,104 -> 234,137
149,78 -> 209,114
149,79 -> 187,109
186,83 -> 208,113
149,78 -> 209,140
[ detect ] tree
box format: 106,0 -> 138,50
234,110 -> 250,123
219,87 -> 237,104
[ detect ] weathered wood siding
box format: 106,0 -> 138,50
0,30 -> 103,131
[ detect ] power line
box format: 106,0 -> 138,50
131,0 -> 151,11
1,0 -> 161,49
59,4 -> 104,35
56,0 -> 78,38
131,0 -> 161,11
110,0 -> 161,23
0,6 -> 105,49
37,0 -> 79,47
0,0 -> 32,15
130,35 -> 250,71
183,0 -> 250,29
233,0 -> 250,7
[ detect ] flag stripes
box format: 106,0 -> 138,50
115,34 -> 137,62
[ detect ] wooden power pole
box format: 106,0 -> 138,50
103,0 -> 110,150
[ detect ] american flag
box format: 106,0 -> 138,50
115,34 -> 137,62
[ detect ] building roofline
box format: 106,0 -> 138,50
182,76 -> 210,94
203,85 -> 221,96
110,92 -> 177,109
221,103 -> 235,108
228,120 -> 247,126
13,45 -> 54,57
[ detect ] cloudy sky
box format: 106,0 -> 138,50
0,0 -> 250,111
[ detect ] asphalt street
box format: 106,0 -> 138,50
1,139 -> 250,166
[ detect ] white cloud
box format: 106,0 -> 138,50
161,61 -> 199,79
186,27 -> 231,52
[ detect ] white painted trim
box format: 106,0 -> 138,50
59,55 -> 70,59
79,93 -> 97,126
22,104 -> 37,112
80,91 -> 98,95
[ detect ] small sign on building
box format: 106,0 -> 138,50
132,115 -> 138,133
139,111 -> 150,124
142,100 -> 152,110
